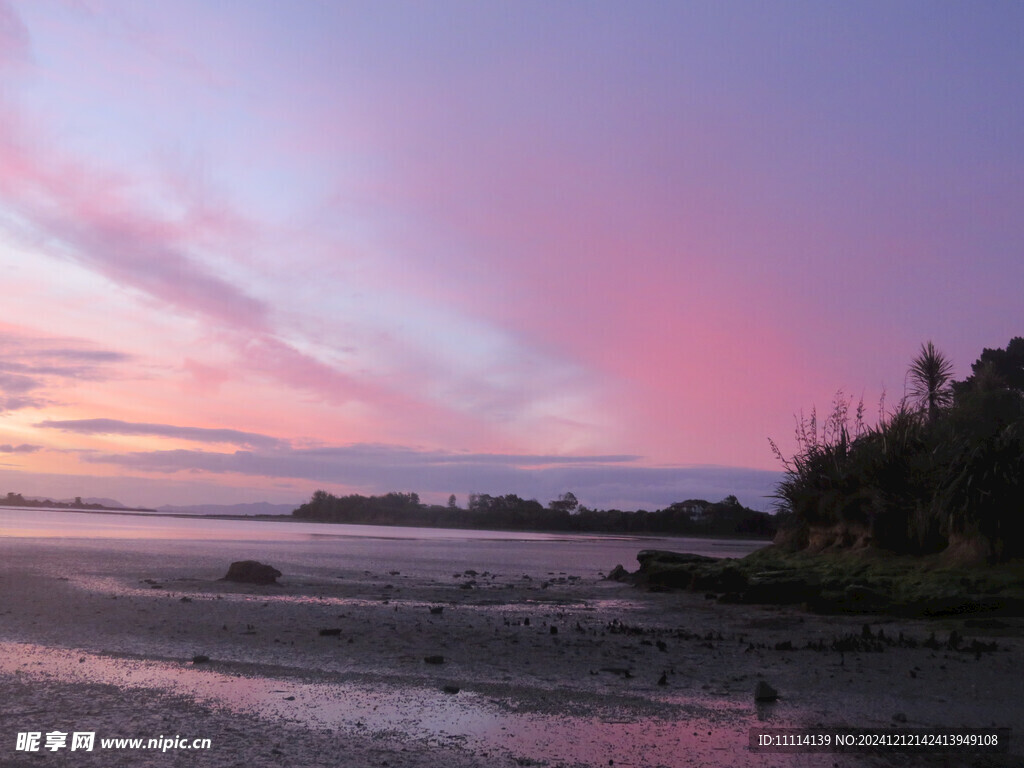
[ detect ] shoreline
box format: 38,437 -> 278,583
1,503 -> 776,542
1,536 -> 1021,766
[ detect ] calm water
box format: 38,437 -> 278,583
0,506 -> 767,579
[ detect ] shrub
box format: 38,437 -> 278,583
770,338 -> 1024,562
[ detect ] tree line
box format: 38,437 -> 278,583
292,489 -> 776,538
0,492 -> 111,510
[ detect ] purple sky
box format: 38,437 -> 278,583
0,1 -> 1021,510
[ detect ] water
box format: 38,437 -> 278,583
0,506 -> 768,578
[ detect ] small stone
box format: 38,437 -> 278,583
607,564 -> 629,581
550,626 -> 558,635
754,681 -> 778,702
319,628 -> 342,636
424,655 -> 445,664
893,712 -> 908,723
657,672 -> 668,686
429,606 -> 444,615
192,654 -> 210,664
442,685 -> 460,694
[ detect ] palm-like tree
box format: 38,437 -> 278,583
908,341 -> 954,421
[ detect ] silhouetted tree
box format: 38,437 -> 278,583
955,337 -> 1024,397
548,491 -> 579,514
908,341 -> 954,421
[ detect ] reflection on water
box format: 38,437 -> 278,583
0,641 -> 753,766
0,506 -> 768,562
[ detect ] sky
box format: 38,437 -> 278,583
0,1 -> 1021,511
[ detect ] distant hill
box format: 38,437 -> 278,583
3,494 -> 152,511
156,502 -> 299,517
26,496 -> 127,508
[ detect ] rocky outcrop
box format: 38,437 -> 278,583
632,550 -> 717,589
614,547 -> 1024,617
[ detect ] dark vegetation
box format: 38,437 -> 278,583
292,489 -> 776,538
611,338 -> 1024,616
0,492 -> 153,512
769,337 -> 1024,564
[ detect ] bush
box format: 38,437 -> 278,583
771,338 -> 1024,562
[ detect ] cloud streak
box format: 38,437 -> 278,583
35,418 -> 287,450
0,329 -> 131,411
0,443 -> 41,453
0,131 -> 271,333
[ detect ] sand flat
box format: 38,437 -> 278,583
1,536 -> 1021,767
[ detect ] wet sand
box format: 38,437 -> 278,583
0,538 -> 1021,767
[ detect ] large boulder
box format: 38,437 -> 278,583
222,560 -> 281,585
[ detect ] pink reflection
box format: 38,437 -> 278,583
0,641 -> 758,767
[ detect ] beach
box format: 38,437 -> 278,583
1,521 -> 1021,767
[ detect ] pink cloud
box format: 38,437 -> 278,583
0,127 -> 270,332
235,334 -> 500,449
0,1 -> 29,70
181,358 -> 231,395
0,324 -> 131,412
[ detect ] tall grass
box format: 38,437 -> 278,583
770,393 -> 939,553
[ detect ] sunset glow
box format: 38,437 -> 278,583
1,1 -> 1021,509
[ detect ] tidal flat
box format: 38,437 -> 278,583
0,514 -> 1020,767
